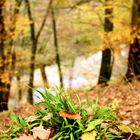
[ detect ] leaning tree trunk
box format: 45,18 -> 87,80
40,64 -> 49,87
98,0 -> 114,85
0,0 -> 10,111
51,8 -> 63,88
25,0 -> 52,104
125,0 -> 140,81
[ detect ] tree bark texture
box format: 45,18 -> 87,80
25,0 -> 52,104
125,0 -> 140,81
40,64 -> 49,87
98,0 -> 113,85
16,75 -> 22,101
0,0 -> 9,111
8,0 -> 23,105
25,0 -> 37,104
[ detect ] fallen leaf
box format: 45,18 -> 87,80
108,127 -> 119,134
101,122 -> 109,128
31,125 -> 51,140
122,120 -> 131,125
81,131 -> 96,140
42,114 -> 53,121
111,99 -> 120,110
16,134 -> 34,140
59,110 -> 81,120
118,124 -> 132,133
25,115 -> 38,122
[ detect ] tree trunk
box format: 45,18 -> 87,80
69,59 -> 75,89
17,75 -> 22,101
0,0 -> 9,111
25,0 -> 51,104
40,64 -> 49,87
8,0 -> 23,104
98,48 -> 112,84
125,0 -> 140,81
51,8 -> 63,88
25,0 -> 37,104
28,51 -> 36,104
98,0 -> 113,85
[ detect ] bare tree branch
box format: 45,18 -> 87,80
16,0 -> 23,6
36,0 -> 53,41
70,0 -> 103,9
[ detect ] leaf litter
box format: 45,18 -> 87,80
0,81 -> 140,139
77,80 -> 140,127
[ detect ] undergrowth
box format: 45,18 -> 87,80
10,88 -> 140,140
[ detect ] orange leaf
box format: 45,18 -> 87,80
59,110 -> 81,120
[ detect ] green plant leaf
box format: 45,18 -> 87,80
94,106 -> 116,120
18,115 -> 27,127
11,126 -> 21,134
76,120 -> 85,130
10,113 -> 20,125
27,122 -> 40,129
70,133 -> 74,140
84,119 -> 103,132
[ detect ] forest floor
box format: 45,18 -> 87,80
78,80 -> 140,127
0,80 -> 140,133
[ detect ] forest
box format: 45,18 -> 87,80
0,0 -> 140,139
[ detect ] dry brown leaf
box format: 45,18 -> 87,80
42,113 -> 53,121
31,125 -> 51,140
122,120 -> 131,125
25,115 -> 38,122
59,110 -> 81,120
16,134 -> 34,140
101,122 -> 109,128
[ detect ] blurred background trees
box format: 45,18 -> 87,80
0,0 -> 8,111
0,0 -> 23,111
0,0 -> 138,111
98,0 -> 113,84
125,0 -> 140,81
